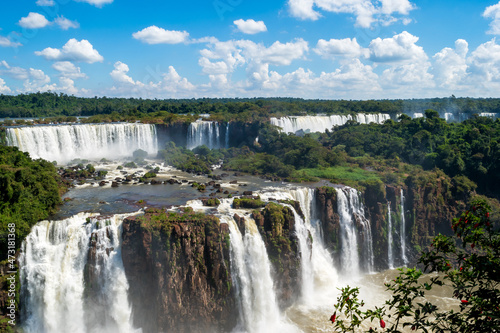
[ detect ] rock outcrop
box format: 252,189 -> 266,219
121,207 -> 237,333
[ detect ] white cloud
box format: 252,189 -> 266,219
288,0 -> 321,20
52,61 -> 87,79
199,57 -> 230,75
0,36 -> 22,48
36,0 -> 55,6
75,0 -> 113,8
468,38 -> 500,83
369,31 -> 426,63
54,16 -> 79,30
432,39 -> 468,88
234,19 -> 267,34
484,2 -> 500,35
110,61 -> 137,85
314,38 -> 367,59
35,39 -> 104,63
288,0 -> 415,28
132,26 -> 189,45
0,78 -> 11,94
18,12 -> 50,29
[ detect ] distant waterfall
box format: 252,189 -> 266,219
6,123 -> 158,164
335,187 -> 374,276
187,120 -> 227,149
270,114 -> 390,134
400,189 -> 408,266
19,212 -> 140,333
387,203 -> 394,269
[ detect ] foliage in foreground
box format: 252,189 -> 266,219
0,146 -> 63,260
330,199 -> 499,332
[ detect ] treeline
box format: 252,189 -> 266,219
2,92 -> 500,119
322,111 -> 500,197
0,146 -> 65,259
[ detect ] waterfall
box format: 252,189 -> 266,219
335,187 -> 374,276
270,114 -> 390,134
400,189 -> 408,266
19,212 -> 141,333
216,201 -> 296,333
259,187 -> 338,304
225,122 -> 230,148
6,123 -> 158,164
387,202 -> 394,269
187,120 -> 226,149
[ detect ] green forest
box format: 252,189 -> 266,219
2,92 -> 500,121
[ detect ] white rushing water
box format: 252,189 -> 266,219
400,189 -> 408,266
6,123 -> 158,164
387,202 -> 394,269
270,114 -> 390,134
259,187 -> 338,305
187,119 -> 228,149
216,199 -> 297,333
19,212 -> 141,333
335,187 -> 374,277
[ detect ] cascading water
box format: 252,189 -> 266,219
6,123 -> 157,164
270,114 -> 390,134
187,119 -> 227,149
259,187 -> 338,305
216,199 -> 297,333
335,187 -> 374,276
400,189 -> 408,266
387,202 -> 394,269
19,212 -> 141,333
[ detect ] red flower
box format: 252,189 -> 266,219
471,243 -> 475,249
380,319 -> 386,328
330,312 -> 336,323
473,223 -> 479,229
460,267 -> 463,271
461,300 -> 468,304
486,212 -> 490,218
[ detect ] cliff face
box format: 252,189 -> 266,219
315,187 -> 341,267
120,202 -> 302,333
316,174 -> 468,270
405,171 -> 466,256
121,208 -> 237,333
252,202 -> 301,308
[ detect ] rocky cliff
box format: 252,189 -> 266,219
120,200 -> 302,332
315,170 -> 471,270
251,202 -> 301,308
121,207 -> 236,333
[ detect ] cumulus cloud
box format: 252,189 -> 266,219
35,39 -> 104,63
234,19 -> 267,34
288,0 -> 415,27
468,38 -> 500,83
314,38 -> 367,59
108,62 -> 196,98
432,39 -> 468,88
0,78 -> 11,94
18,12 -> 50,29
132,26 -> 189,44
52,61 -> 87,79
110,61 -> 137,85
369,31 -> 426,63
484,2 -> 500,35
0,36 -> 22,48
54,17 -> 79,30
36,0 -> 54,6
75,0 -> 113,8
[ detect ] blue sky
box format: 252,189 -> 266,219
1,0 -> 500,99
